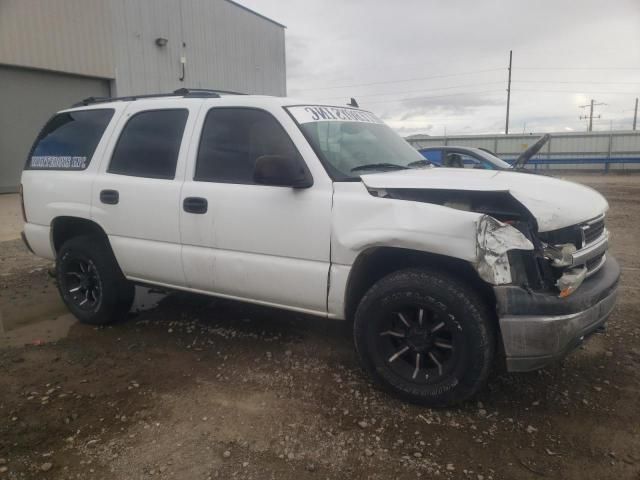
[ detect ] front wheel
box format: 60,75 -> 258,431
354,268 -> 495,407
56,235 -> 134,325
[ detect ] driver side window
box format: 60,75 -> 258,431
195,108 -> 301,184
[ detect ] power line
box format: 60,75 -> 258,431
579,99 -> 606,132
514,80 -> 640,85
517,67 -> 640,71
516,89 -> 637,95
362,89 -> 504,106
315,81 -> 505,101
295,68 -> 504,92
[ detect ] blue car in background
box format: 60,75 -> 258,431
419,134 -> 551,173
419,146 -> 513,170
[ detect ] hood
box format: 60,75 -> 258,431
360,168 -> 608,232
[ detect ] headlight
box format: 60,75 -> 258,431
543,242 -> 576,267
475,215 -> 534,285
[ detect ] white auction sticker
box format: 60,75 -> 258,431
287,105 -> 384,125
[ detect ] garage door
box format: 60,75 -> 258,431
0,65 -> 110,193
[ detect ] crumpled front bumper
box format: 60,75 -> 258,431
494,255 -> 620,372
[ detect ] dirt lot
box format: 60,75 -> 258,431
1,174 -> 639,480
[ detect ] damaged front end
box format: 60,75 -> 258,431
362,176 -> 619,373
475,215 -> 533,285
373,186 -> 558,292
370,186 -> 610,298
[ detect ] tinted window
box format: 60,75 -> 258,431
109,109 -> 188,179
27,109 -> 114,170
195,108 -> 300,184
420,149 -> 442,165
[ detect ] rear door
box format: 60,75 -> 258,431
92,100 -> 200,286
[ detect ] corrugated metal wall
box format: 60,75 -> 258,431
0,0 -> 286,192
110,0 -> 286,96
406,131 -> 640,171
0,0 -> 286,96
0,66 -> 110,193
0,0 -> 115,79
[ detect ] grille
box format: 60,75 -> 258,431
585,252 -> 605,274
539,215 -> 606,248
583,217 -> 605,245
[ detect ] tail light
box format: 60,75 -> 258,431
19,183 -> 27,222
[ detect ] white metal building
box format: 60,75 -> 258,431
0,0 -> 286,192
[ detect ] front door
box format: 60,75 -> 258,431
180,107 -> 332,315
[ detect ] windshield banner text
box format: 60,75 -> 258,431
288,106 -> 384,125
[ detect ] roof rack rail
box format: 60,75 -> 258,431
174,87 -> 247,97
72,87 -> 247,107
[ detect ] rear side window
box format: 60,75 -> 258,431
108,109 -> 188,179
195,108 -> 301,184
27,109 -> 114,170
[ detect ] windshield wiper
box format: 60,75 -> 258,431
351,163 -> 409,173
407,159 -> 431,168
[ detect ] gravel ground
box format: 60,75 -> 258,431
0,174 -> 639,480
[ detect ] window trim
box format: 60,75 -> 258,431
193,106 -> 312,186
107,108 -> 189,180
25,108 -> 115,171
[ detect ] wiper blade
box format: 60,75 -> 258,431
407,159 -> 431,168
351,163 -> 409,173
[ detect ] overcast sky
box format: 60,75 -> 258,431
239,0 -> 640,136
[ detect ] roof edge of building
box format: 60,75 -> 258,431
224,0 -> 286,28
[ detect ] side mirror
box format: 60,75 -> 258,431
253,155 -> 313,188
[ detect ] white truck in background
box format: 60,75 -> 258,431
20,89 -> 619,406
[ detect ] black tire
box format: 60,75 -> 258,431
354,268 -> 495,407
56,235 -> 134,325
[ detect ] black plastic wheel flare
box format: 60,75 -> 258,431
377,305 -> 461,384
63,257 -> 101,311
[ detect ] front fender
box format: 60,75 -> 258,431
331,182 -> 481,266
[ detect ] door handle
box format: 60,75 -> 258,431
183,197 -> 208,214
100,189 -> 119,205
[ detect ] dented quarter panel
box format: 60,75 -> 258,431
360,168 -> 608,232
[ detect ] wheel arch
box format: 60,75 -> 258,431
50,216 -> 109,254
343,246 -> 497,322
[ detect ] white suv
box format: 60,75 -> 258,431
20,89 -> 619,406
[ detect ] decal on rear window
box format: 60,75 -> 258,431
287,105 -> 383,125
27,109 -> 114,170
30,156 -> 87,169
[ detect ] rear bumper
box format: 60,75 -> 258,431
21,230 -> 34,254
494,255 -> 620,372
22,222 -> 55,260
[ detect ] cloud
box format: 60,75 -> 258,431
239,0 -> 640,135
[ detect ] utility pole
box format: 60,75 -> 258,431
633,97 -> 638,131
505,50 -> 512,135
579,99 -> 605,132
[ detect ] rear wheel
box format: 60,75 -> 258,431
56,235 -> 134,325
354,268 -> 495,407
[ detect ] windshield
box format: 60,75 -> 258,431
471,149 -> 513,169
286,105 -> 429,180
